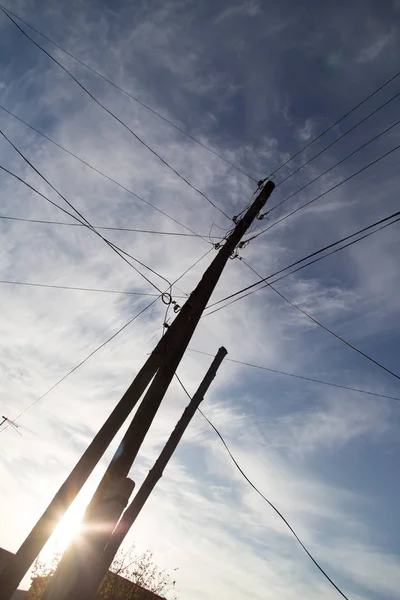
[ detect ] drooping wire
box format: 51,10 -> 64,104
0,246 -> 214,429
1,7 -> 231,221
274,90 -> 400,190
172,247 -> 214,289
267,116 -> 400,217
0,298 -> 158,433
240,259 -> 400,382
0,279 -> 187,298
160,248 -> 214,336
0,152 -> 172,298
245,142 -> 400,244
0,4 -> 258,183
0,213 -> 220,239
268,69 -> 400,178
175,373 -> 351,600
204,210 -> 400,313
188,349 -> 400,403
0,104 -> 215,243
0,128 -> 176,294
206,221 -> 400,322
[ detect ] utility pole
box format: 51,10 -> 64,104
0,180 -> 274,600
46,347 -> 227,600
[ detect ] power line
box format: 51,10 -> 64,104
0,4 -> 257,183
0,279 -> 187,298
0,104 -> 214,243
206,215 -> 400,318
246,142 -> 400,243
1,246 -> 213,429
274,90 -> 400,190
0,298 -> 158,432
0,170 -> 190,302
188,349 -> 400,403
175,373 -> 350,600
269,69 -> 400,178
171,247 -> 214,288
0,130 -> 173,296
0,213 -> 220,239
1,7 -> 231,221
269,116 -> 400,216
241,260 -> 400,382
204,210 -> 400,313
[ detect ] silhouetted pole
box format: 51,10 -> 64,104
0,180 -> 274,600
106,347 -> 228,563
53,347 -> 227,600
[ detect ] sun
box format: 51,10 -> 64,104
53,511 -> 83,551
38,508 -> 84,566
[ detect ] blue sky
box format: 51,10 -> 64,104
0,1 -> 400,599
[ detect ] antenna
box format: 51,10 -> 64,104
1,416 -> 22,436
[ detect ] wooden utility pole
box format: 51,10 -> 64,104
46,347 -> 227,600
0,180 -> 274,600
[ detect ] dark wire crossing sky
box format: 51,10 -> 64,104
0,2 -> 399,600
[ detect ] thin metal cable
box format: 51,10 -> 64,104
0,104 -> 214,243
1,7 -> 231,221
0,157 -> 171,297
241,260 -> 400,382
269,71 -> 400,178
0,213 -> 220,238
0,279 -> 187,298
175,373 -> 350,600
0,4 -> 257,183
204,216 -> 400,320
269,117 -> 400,215
0,298 -> 158,431
0,128 -> 175,294
207,210 -> 400,309
172,247 -> 214,288
188,349 -> 400,402
274,90 -> 400,190
0,246 -> 215,428
246,142 -> 400,243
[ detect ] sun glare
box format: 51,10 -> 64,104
39,509 -> 83,566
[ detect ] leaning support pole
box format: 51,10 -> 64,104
103,347 -> 228,569
55,347 -> 227,600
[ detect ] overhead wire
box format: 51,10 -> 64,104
175,373 -> 350,600
240,259 -> 400,382
245,142 -> 400,243
205,217 -> 400,320
204,210 -> 400,313
0,245 -> 214,430
0,4 -> 257,183
0,129 -> 174,296
171,247 -> 214,289
188,349 -> 400,403
268,69 -> 400,178
0,279 -> 187,298
0,298 -> 158,433
0,213 -> 220,239
273,89 -> 400,191
0,6 -> 231,221
268,116 -> 400,216
0,104 -> 214,243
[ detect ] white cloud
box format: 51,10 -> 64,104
357,30 -> 397,63
0,2 -> 400,599
214,1 -> 261,25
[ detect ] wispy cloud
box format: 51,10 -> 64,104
0,1 -> 399,599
